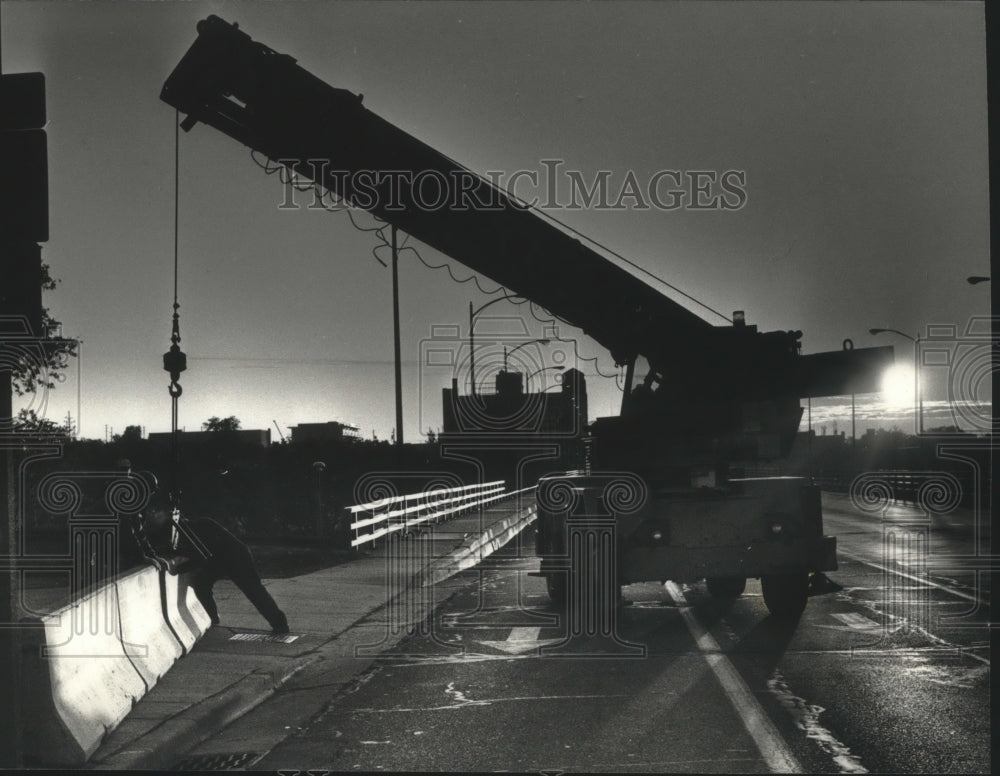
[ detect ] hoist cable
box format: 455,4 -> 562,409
172,111 -> 181,504
163,110 -> 188,510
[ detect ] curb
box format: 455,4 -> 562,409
93,656 -> 320,770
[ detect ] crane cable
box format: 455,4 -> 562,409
163,109 -> 187,510
246,151 -> 625,377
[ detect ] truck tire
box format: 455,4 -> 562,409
706,576 -> 747,599
761,573 -> 810,617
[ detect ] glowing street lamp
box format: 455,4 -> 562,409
869,327 -> 922,433
504,338 -> 551,370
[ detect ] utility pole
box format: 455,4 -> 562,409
391,225 -> 403,448
469,301 -> 476,397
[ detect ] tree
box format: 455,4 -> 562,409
202,416 -> 242,432
11,262 -> 78,397
12,408 -> 70,436
112,425 -> 143,443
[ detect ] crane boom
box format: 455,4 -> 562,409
161,16 -> 714,373
161,15 -> 890,406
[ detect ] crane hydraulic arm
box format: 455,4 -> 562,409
161,15 -> 891,409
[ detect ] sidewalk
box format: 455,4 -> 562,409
88,496 -> 537,771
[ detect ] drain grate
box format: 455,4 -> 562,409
171,751 -> 261,770
229,632 -> 300,644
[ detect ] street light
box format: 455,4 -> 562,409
869,327 -> 922,434
967,276 -> 991,284
469,294 -> 523,395
504,338 -> 551,370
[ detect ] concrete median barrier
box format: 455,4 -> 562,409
21,579 -> 147,765
116,566 -> 184,687
19,564 -> 211,766
161,568 -> 212,653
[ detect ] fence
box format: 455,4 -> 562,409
346,480 -> 528,548
817,469 -> 981,509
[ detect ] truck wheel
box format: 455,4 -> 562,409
761,573 -> 810,617
706,576 -> 746,599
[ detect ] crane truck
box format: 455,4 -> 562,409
161,16 -> 893,618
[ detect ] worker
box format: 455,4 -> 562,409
137,495 -> 290,634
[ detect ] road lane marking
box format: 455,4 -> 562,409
477,625 -> 563,655
816,613 -> 882,633
767,669 -> 868,774
665,582 -> 803,774
837,547 -> 986,605
832,613 -> 880,630
833,577 -> 992,668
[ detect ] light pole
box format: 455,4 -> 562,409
869,328 -> 922,434
76,339 -> 81,439
391,225 -> 403,447
469,294 -> 522,395
503,338 -> 551,371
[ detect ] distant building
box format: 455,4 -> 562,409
147,428 -> 271,448
289,421 -> 361,444
441,367 -> 588,438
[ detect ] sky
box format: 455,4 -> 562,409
1,0 -> 991,442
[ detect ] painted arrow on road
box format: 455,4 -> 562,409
814,612 -> 883,633
478,626 -> 562,655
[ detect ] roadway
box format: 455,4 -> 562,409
180,492 -> 991,773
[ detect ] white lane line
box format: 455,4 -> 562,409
665,582 -> 803,774
837,547 -> 984,604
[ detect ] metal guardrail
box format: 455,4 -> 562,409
346,480 -> 535,548
819,469 -> 981,510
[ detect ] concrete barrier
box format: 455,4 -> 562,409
116,566 -> 184,687
161,568 -> 212,653
20,564 -> 211,766
21,578 -> 147,765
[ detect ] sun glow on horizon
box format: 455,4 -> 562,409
880,363 -> 917,409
